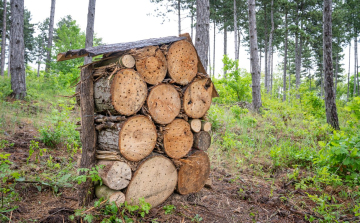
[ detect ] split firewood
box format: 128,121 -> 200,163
95,185 -> 125,206
167,40 -> 198,85
188,119 -> 201,132
94,69 -> 147,116
97,160 -> 132,190
193,131 -> 211,151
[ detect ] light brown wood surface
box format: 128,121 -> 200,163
97,160 -> 132,190
164,119 -> 193,159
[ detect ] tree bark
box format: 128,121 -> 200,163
264,3 -> 268,91
348,41 -> 351,101
7,33 -> 10,77
78,65 -> 96,207
45,0 -> 55,73
354,35 -> 357,96
270,44 -> 274,94
283,8 -> 288,102
178,0 -> 181,35
223,24 -> 227,78
10,0 -> 26,99
323,0 -> 340,130
195,0 -> 210,72
248,0 -> 262,112
0,0 -> 7,77
267,0 -> 274,93
234,0 -> 238,64
213,20 -> 216,77
334,52 -> 338,96
295,4 -> 300,94
191,12 -> 194,40
84,0 -> 96,65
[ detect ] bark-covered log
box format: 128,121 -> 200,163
95,185 -> 125,206
97,115 -> 157,162
164,119 -> 193,159
201,121 -> 212,132
188,119 -> 201,132
97,160 -> 132,190
183,78 -> 213,118
125,155 -> 177,208
167,40 -> 198,85
94,69 -> 147,116
177,150 -> 210,195
132,46 -> 167,85
193,131 -> 211,151
147,84 -> 181,124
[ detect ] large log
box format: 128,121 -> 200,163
95,185 -> 125,206
164,119 -> 193,159
177,150 -> 210,195
147,84 -> 181,124
183,78 -> 213,118
94,68 -> 147,116
167,40 -> 198,85
133,46 -> 167,85
125,155 -> 177,208
193,131 -> 211,151
97,160 -> 132,190
97,115 -> 157,162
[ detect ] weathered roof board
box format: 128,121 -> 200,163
57,36 -> 186,62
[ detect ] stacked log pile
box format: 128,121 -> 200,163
78,36 -> 215,208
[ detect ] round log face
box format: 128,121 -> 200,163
189,119 -> 201,132
164,119 -> 193,159
193,131 -> 211,151
126,156 -> 177,208
119,115 -> 157,161
136,47 -> 167,85
167,40 -> 198,85
183,79 -> 213,118
98,161 -> 132,190
177,150 -> 210,195
120,55 -> 135,68
147,84 -> 181,124
110,69 -> 147,116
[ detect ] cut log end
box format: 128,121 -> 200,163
201,121 -> 212,132
95,185 -> 125,206
183,78 -> 213,118
135,46 -> 167,85
167,40 -> 198,85
147,84 -> 181,124
193,131 -> 211,151
177,150 -> 210,195
119,55 -> 135,68
126,155 -> 177,208
97,160 -> 132,190
110,69 -> 147,116
164,119 -> 193,159
188,119 -> 201,133
119,115 -> 157,162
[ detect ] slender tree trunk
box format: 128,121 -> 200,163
84,0 -> 96,65
264,3 -> 268,91
270,44 -> 273,94
334,52 -> 338,96
234,0 -> 238,66
237,29 -> 241,59
323,0 -> 339,130
0,0 -> 7,77
195,0 -> 210,72
267,0 -> 274,93
309,69 -> 311,91
213,20 -> 215,77
358,38 -> 359,96
191,13 -> 194,40
283,9 -> 288,102
178,0 -> 181,35
248,0 -> 262,112
354,35 -> 357,96
208,40 -> 211,74
10,0 -> 26,99
321,69 -> 324,97
223,24 -> 227,78
259,47 -> 261,75
295,4 -> 300,94
37,53 -> 41,77
348,41 -> 351,101
7,33 -> 10,77
45,0 -> 55,73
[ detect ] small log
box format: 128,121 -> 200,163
95,185 -> 125,206
94,115 -> 127,123
167,40 -> 198,85
183,78 -> 213,118
188,119 -> 201,133
147,84 -> 181,124
133,46 -> 167,85
193,131 -> 211,151
201,121 -> 212,132
177,150 -> 210,195
97,160 -> 132,190
118,55 -> 135,68
125,155 -> 177,208
164,119 -> 193,159
94,69 -> 147,116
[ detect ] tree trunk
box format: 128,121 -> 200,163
78,65 -> 96,207
270,44 -> 274,94
283,8 -> 288,102
295,4 -> 300,94
348,41 -> 351,101
354,35 -> 357,96
237,29 -> 241,60
193,131 -> 211,151
195,0 -> 210,72
191,12 -> 194,40
95,185 -> 125,206
126,155 -> 177,208
178,0 -> 181,35
45,0 -> 55,73
323,0 -> 340,130
223,25 -> 227,78
177,150 -> 210,195
84,0 -> 96,65
213,20 -> 216,77
10,0 -> 26,99
0,0 -> 7,77
234,0 -> 238,65
334,52 -> 338,96
7,34 -> 10,77
267,0 -> 274,93
248,0 -> 262,112
264,3 -> 268,91
97,160 -> 132,190
97,115 -> 157,161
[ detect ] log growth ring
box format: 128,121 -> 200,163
110,69 -> 147,116
119,115 -> 157,162
164,119 -> 193,159
167,40 -> 198,85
